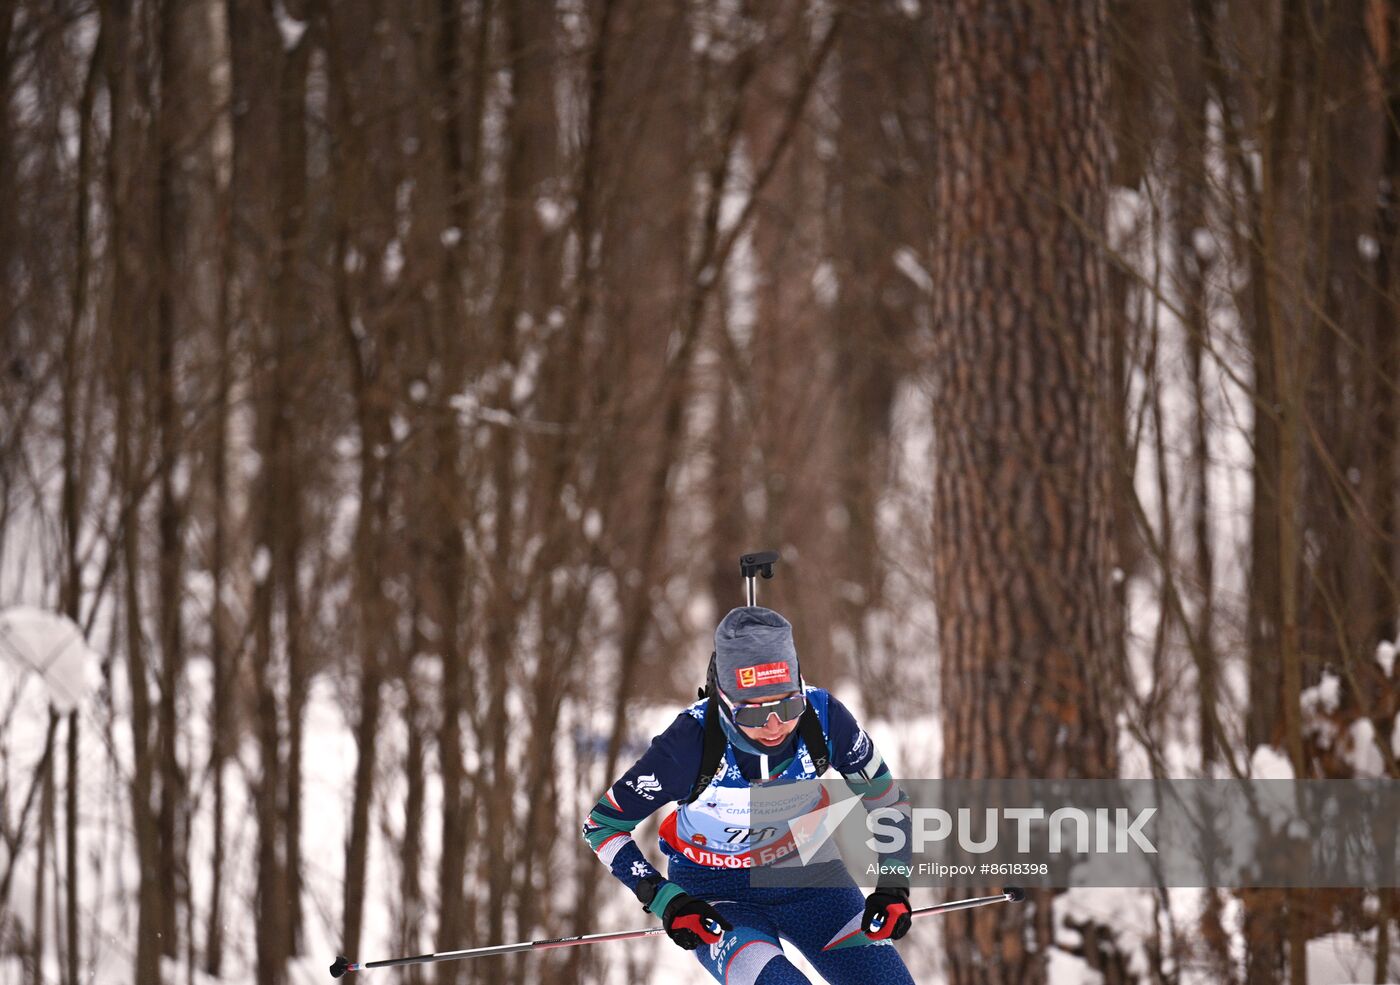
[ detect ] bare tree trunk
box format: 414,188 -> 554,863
283,512 -> 307,959
118,358 -> 164,985
225,1 -> 293,979
318,0 -> 399,963
62,714 -> 77,985
480,2 -> 560,976
1299,0 -> 1384,708
340,376 -> 386,965
1183,168 -> 1233,973
31,721 -> 54,985
0,0 -> 14,374
509,0 -> 626,953
60,29 -> 104,985
250,292 -> 289,985
272,22 -> 312,957
1190,0 -> 1287,762
1241,0 -> 1307,979
154,0 -> 189,958
1104,1 -> 1139,768
1263,0 -> 1305,838
431,3 -> 490,977
564,2 -> 701,967
204,0 -> 255,974
931,1 -> 1117,982
831,4 -> 912,675
1245,0 -> 1307,770
203,203 -> 233,977
1375,0 -> 1400,651
329,156 -> 396,958
105,0 -> 165,977
251,541 -> 287,985
1168,2 -> 1220,771
398,672 -> 426,985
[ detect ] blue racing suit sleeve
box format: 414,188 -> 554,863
581,707 -> 704,916
825,693 -> 914,885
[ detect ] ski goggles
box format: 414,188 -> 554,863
722,691 -> 806,729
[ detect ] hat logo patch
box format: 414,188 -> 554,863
734,661 -> 792,689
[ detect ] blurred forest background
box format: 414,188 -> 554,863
0,0 -> 1397,983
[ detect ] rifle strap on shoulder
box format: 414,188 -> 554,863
684,697 -> 728,805
798,704 -> 830,776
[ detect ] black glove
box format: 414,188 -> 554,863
862,886 -> 912,941
661,893 -> 733,950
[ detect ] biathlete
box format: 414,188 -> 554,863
582,606 -> 917,984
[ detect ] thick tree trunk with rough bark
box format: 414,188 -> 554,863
930,0 -> 1118,981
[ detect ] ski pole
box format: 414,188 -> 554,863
327,887 -> 1025,977
917,885 -> 1025,916
329,924 -> 681,978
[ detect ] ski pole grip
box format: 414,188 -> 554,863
329,956 -> 355,979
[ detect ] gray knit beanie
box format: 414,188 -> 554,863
713,606 -> 801,702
